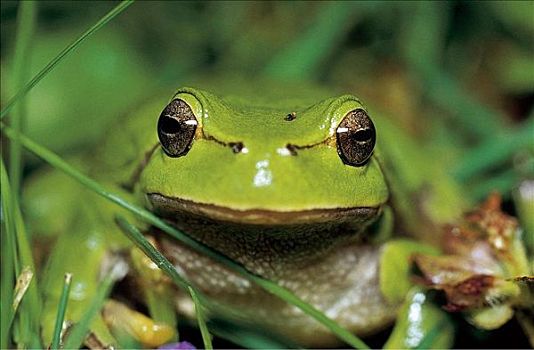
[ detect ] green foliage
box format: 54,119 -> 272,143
1,1 -> 532,348
0,160 -> 41,348
50,273 -> 72,350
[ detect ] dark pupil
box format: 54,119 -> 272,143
352,129 -> 372,142
160,117 -> 181,134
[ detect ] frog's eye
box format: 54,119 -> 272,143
157,99 -> 198,157
336,109 -> 376,166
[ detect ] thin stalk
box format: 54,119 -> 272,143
12,267 -> 33,315
454,118 -> 534,182
3,125 -> 370,349
9,0 -> 37,195
62,271 -> 118,349
118,217 -> 280,349
0,0 -> 135,120
50,273 -> 73,350
188,286 -> 213,350
415,315 -> 452,349
401,2 -> 504,139
0,159 -> 41,348
115,217 -> 191,291
0,162 -> 16,349
263,2 -> 365,79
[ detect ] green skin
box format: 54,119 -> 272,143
25,81 -> 467,347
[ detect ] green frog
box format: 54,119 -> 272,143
25,79 -> 467,347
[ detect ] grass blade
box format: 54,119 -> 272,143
0,159 -> 41,348
188,286 -> 213,350
0,0 -> 135,120
8,0 -> 37,195
1,164 -> 17,348
263,2 -> 376,80
3,125 -> 370,349
115,217 -> 190,291
415,315 -> 453,350
62,262 -> 126,350
118,216 -> 287,348
400,2 -> 505,139
12,267 -> 33,314
50,273 -> 73,350
207,318 -> 295,349
454,118 -> 534,182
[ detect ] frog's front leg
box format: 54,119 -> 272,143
101,236 -> 177,348
24,169 -> 115,346
27,169 -> 177,347
41,222 -> 177,348
41,210 -> 178,347
26,170 -> 126,346
40,213 -> 119,347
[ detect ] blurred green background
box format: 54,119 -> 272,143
2,1 -> 533,202
1,1 -> 533,348
2,1 -> 532,153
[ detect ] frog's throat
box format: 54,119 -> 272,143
147,193 -> 381,225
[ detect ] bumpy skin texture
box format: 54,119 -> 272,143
162,238 -> 394,346
153,205 -> 396,346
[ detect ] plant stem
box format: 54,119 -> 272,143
2,125 -> 370,349
9,0 -> 37,196
51,273 -> 73,350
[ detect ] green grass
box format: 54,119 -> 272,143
0,1 -> 134,120
0,160 -> 41,348
62,271 -> 117,349
8,0 -> 36,197
1,1 -> 531,348
115,217 -> 194,292
400,1 -> 506,140
453,118 -> 534,182
1,161 -> 17,349
2,3 -> 37,345
116,218 -> 213,349
263,1 -> 377,80
2,3 -> 135,346
50,273 -> 72,350
188,286 -> 213,350
3,123 -> 371,348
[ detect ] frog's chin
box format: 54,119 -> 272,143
146,193 -> 382,226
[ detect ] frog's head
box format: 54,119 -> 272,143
140,87 -> 388,228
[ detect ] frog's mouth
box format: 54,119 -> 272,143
147,193 -> 381,225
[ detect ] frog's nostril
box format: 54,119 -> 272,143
286,144 -> 298,156
229,142 -> 245,154
276,144 -> 298,156
284,112 -> 297,121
